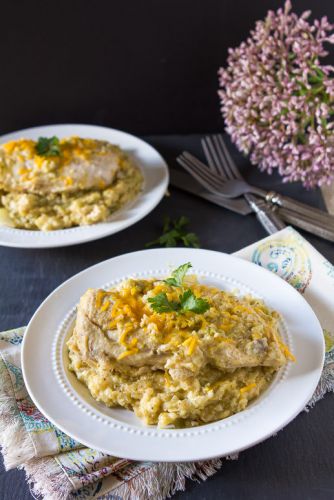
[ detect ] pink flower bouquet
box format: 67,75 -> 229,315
219,1 -> 334,188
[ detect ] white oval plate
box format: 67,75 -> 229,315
0,124 -> 168,248
22,248 -> 324,462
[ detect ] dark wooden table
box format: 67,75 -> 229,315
1,135 -> 333,500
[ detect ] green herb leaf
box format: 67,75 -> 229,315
174,215 -> 189,231
145,229 -> 179,248
147,292 -> 180,313
162,215 -> 171,233
148,262 -> 210,315
164,262 -> 192,287
179,289 -> 210,314
181,232 -> 200,248
146,216 -> 200,248
148,289 -> 209,314
36,136 -> 60,157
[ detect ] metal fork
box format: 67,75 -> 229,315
201,134 -> 334,227
201,135 -> 286,233
177,152 -> 286,234
177,152 -> 334,241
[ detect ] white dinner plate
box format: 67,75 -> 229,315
22,248 -> 324,462
0,124 -> 168,248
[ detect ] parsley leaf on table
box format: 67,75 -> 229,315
146,216 -> 200,248
181,232 -> 200,247
164,262 -> 192,287
35,136 -> 61,157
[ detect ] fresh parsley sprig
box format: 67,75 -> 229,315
163,262 -> 192,287
148,290 -> 209,314
178,289 -> 210,313
35,136 -> 61,157
146,216 -> 200,248
148,292 -> 180,313
148,262 -> 210,314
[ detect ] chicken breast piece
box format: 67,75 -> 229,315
0,137 -> 127,194
69,286 -> 289,372
67,277 -> 292,428
69,288 -> 169,369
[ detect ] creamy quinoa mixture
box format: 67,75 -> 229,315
67,268 -> 293,428
0,136 -> 143,230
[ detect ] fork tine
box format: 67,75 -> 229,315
212,135 -> 234,179
181,152 -> 226,187
176,154 -> 223,194
204,136 -> 224,176
215,134 -> 243,180
177,154 -> 220,190
206,135 -> 234,180
201,139 -> 216,173
177,159 -> 220,195
201,137 -> 224,177
203,135 -> 232,181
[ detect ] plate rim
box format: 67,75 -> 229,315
0,123 -> 169,249
21,248 -> 325,461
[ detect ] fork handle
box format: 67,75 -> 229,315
266,191 -> 334,227
246,194 -> 286,234
278,207 -> 334,242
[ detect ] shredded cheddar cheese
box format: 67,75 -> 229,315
67,272 -> 295,429
240,383 -> 257,393
100,300 -> 110,312
182,336 -> 198,355
119,324 -> 133,346
216,337 -> 235,344
0,136 -> 143,231
64,176 -> 74,186
18,167 -> 29,176
164,372 -> 172,387
95,290 -> 105,309
278,341 -> 296,362
100,278 -> 295,372
117,347 -> 139,361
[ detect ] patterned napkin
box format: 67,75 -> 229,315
0,227 -> 333,500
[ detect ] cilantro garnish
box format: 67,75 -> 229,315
148,262 -> 210,314
179,289 -> 210,314
35,136 -> 60,157
148,292 -> 180,313
148,289 -> 209,314
146,216 -> 200,248
164,262 -> 192,287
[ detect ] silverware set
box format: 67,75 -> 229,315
174,134 -> 334,241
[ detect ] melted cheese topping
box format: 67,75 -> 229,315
68,276 -> 295,428
2,136 -> 107,169
94,278 -> 294,362
0,136 -> 143,230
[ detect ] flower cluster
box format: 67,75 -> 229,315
219,1 -> 334,188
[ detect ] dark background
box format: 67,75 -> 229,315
0,0 -> 333,136
1,2 -> 334,499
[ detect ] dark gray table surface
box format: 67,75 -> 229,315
0,135 -> 333,500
